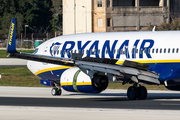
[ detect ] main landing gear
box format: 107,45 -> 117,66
127,85 -> 147,100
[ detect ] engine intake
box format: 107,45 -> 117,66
92,75 -> 109,93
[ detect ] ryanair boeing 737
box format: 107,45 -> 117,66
7,18 -> 180,100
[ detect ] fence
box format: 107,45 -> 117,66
0,32 -> 62,48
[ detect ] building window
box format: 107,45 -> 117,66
97,0 -> 102,7
97,18 -> 103,27
107,0 -> 110,7
107,18 -> 111,27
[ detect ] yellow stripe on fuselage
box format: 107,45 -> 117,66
35,66 -> 72,75
115,59 -> 180,64
35,60 -> 180,75
61,82 -> 92,86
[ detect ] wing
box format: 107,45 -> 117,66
7,18 -> 160,85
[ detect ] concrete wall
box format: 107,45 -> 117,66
113,16 -> 136,26
63,0 -> 92,35
112,14 -> 164,27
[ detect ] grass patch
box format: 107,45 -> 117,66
0,67 -> 167,90
0,67 -> 44,87
0,50 -> 34,58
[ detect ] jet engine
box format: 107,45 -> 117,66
60,67 -> 108,93
165,79 -> 180,91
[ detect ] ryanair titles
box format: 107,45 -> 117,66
8,23 -> 15,46
50,39 -> 154,59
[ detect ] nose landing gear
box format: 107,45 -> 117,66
51,82 -> 62,96
51,88 -> 62,96
127,85 -> 147,100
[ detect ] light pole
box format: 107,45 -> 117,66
82,6 -> 87,33
25,25 -> 29,40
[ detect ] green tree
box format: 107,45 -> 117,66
18,0 -> 52,33
50,0 -> 62,35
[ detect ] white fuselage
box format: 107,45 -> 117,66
27,31 -> 180,82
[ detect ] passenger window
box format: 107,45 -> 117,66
120,49 -> 123,54
140,49 -> 143,54
164,49 -> 166,53
131,49 -> 134,53
136,49 -> 138,53
86,50 -> 88,54
74,50 -> 76,53
160,49 -> 162,53
113,49 -> 116,54
152,49 -> 154,53
94,49 -> 96,53
177,48 -> 179,53
98,50 -> 100,54
117,49 -> 119,53
168,49 -> 170,53
144,49 -> 147,53
106,49 -> 108,54
156,49 -> 158,53
148,48 -> 150,53
82,50 -> 84,54
172,48 -> 175,53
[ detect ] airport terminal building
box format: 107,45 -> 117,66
63,0 -> 180,35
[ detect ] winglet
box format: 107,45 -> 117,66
6,18 -> 17,53
152,26 -> 156,32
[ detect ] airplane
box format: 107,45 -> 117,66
6,18 -> 180,100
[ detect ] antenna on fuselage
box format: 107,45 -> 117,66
152,26 -> 156,32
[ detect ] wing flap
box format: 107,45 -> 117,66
74,59 -> 160,85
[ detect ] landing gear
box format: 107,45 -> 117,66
138,86 -> 147,100
51,82 -> 62,96
51,88 -> 62,96
127,85 -> 147,100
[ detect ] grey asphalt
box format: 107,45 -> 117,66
0,87 -> 180,110
0,58 -> 27,66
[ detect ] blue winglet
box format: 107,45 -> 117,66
7,18 -> 17,53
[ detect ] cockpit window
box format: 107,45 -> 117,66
33,48 -> 39,54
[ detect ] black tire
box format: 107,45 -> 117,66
56,89 -> 62,96
127,86 -> 138,100
138,86 -> 147,100
51,88 -> 58,96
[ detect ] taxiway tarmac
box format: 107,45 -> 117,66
0,58 -> 27,66
0,86 -> 180,120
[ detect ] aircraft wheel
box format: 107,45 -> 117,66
51,88 -> 62,96
56,89 -> 62,96
138,86 -> 147,100
127,86 -> 138,100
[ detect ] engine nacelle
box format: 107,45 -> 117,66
60,67 -> 108,93
165,79 -> 180,91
